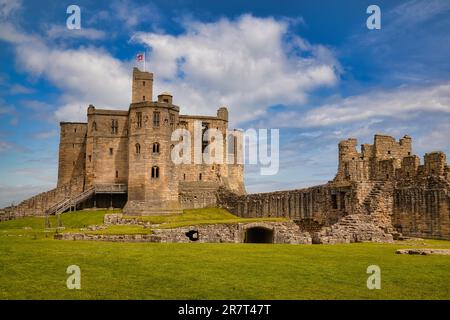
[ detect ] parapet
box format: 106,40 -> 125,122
424,151 -> 447,176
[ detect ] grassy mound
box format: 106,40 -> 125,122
123,207 -> 287,229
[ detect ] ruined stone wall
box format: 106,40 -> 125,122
218,183 -> 356,227
393,177 -> 450,240
335,134 -> 412,183
179,181 -> 219,209
9,175 -> 84,217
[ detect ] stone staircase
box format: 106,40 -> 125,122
360,181 -> 395,230
313,214 -> 394,244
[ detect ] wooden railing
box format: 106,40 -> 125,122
94,184 -> 127,193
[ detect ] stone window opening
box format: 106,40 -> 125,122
153,142 -> 160,154
135,143 -> 141,154
74,128 -> 77,133
115,171 -> 119,178
170,114 -> 175,128
142,81 -> 145,86
109,148 -> 113,156
388,150 -> 391,155
153,111 -> 160,127
143,95 -> 145,101
185,230 -> 199,241
151,166 -> 159,178
88,155 -> 92,162
163,99 -> 169,103
408,152 -> 411,155
331,194 -> 338,209
136,112 -> 142,128
202,122 -> 209,152
199,173 -> 202,181
111,119 -> 119,134
183,173 -> 186,180
92,121 -> 97,131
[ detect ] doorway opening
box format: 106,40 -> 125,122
244,227 -> 274,243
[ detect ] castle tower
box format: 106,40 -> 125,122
124,69 -> 181,215
57,122 -> 87,187
132,67 -> 153,103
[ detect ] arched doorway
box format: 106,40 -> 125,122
244,227 -> 274,243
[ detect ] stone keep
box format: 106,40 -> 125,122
56,67 -> 246,215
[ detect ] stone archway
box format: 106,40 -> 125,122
244,226 -> 274,243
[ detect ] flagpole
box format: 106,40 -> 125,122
143,52 -> 146,72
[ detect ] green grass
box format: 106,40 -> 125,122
0,209 -> 449,299
123,207 -> 287,229
0,209 -> 117,232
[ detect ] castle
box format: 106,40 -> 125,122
7,68 -> 245,217
3,68 -> 450,242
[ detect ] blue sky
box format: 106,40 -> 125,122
0,0 -> 450,207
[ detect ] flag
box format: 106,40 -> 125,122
136,53 -> 144,61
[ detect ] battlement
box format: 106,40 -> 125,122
335,134 -> 448,183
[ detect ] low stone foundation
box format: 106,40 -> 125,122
152,221 -> 312,244
57,217 -> 312,244
54,233 -> 161,242
312,214 -> 394,244
56,213 -> 398,244
396,249 -> 450,255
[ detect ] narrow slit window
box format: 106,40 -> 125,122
153,142 -> 160,154
153,111 -> 160,127
151,166 -> 159,178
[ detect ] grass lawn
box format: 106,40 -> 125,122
123,207 -> 287,229
0,210 -> 449,299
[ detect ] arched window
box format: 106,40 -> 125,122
151,166 -> 159,178
92,121 -> 97,131
199,173 -> 202,181
152,142 -> 160,154
135,143 -> 141,154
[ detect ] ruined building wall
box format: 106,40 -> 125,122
393,152 -> 450,240
221,134 -> 450,241
219,184 -> 355,229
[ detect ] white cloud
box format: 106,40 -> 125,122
0,14 -> 339,124
416,122 -> 450,152
134,15 -> 340,124
0,29 -> 132,121
0,0 -> 21,19
10,84 -> 34,94
45,25 -> 106,40
111,0 -> 160,28
257,83 -> 450,128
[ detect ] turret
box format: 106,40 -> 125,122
132,67 -> 153,103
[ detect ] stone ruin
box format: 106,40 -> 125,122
51,134 -> 450,244
218,134 -> 450,243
